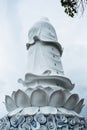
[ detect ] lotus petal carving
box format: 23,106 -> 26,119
44,87 -> 53,96
64,94 -> 79,110
5,95 -> 17,112
49,90 -> 65,107
25,88 -> 33,97
5,87 -> 84,114
63,90 -> 71,101
15,89 -> 30,107
11,91 -> 16,100
74,99 -> 84,114
31,89 -> 48,106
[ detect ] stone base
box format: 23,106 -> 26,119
0,113 -> 87,130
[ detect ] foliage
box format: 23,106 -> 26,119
60,0 -> 87,17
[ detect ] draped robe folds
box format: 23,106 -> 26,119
27,41 -> 64,76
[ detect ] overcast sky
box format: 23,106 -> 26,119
0,0 -> 87,118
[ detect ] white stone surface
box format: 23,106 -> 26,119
27,41 -> 64,76
40,106 -> 57,114
20,107 -> 39,115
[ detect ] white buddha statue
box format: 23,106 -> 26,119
2,18 -> 86,130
